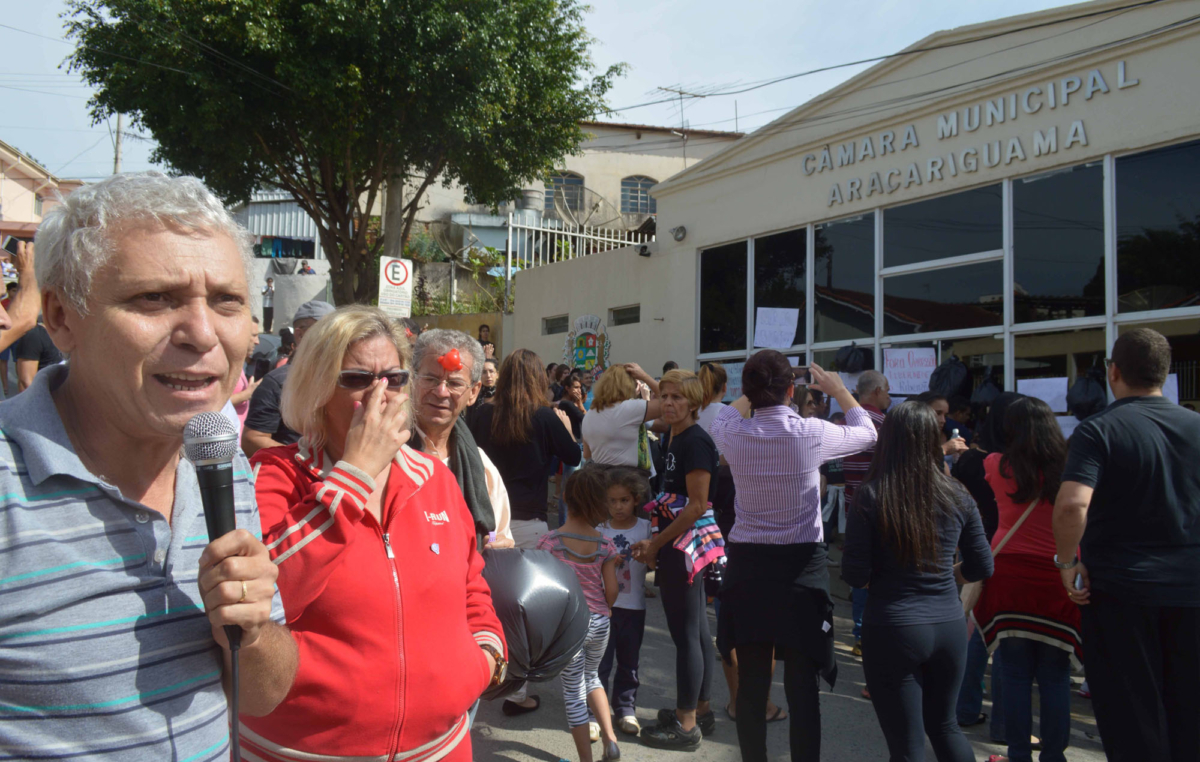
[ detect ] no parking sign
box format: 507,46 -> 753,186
377,257 -> 413,318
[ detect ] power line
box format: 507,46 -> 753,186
583,12 -> 1200,159
0,22 -> 197,77
602,0 -> 1167,116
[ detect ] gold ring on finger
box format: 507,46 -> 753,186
238,580 -> 248,604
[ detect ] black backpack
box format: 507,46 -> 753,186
1067,365 -> 1108,420
835,342 -> 870,373
970,366 -> 1002,408
929,355 -> 973,399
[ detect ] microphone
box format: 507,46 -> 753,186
183,412 -> 246,762
183,412 -> 243,649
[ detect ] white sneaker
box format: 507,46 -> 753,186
589,722 -> 601,743
617,716 -> 641,736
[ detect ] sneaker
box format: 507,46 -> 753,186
851,640 -> 862,657
657,707 -> 715,736
1078,680 -> 1091,699
640,720 -> 702,751
617,716 -> 641,736
589,722 -> 600,743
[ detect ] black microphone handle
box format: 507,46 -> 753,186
196,460 -> 242,648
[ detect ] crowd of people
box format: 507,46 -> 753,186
0,170 -> 1197,762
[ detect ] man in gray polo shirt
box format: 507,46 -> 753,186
0,172 -> 298,761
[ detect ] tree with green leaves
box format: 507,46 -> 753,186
66,0 -> 621,304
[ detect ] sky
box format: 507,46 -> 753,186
0,0 -> 1081,181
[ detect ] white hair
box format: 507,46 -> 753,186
35,171 -> 254,313
857,369 -> 888,397
413,328 -> 486,384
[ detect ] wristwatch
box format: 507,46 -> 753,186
480,644 -> 507,687
1053,553 -> 1078,570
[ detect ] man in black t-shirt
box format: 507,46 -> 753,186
14,322 -> 63,392
242,300 -> 334,455
1053,328 -> 1200,761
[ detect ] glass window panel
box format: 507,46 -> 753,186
815,213 -> 874,342
1013,164 -> 1105,322
940,336 -> 1005,419
699,241 -> 747,354
884,184 -> 1002,267
609,305 -> 640,326
882,260 -> 1004,335
1116,139 -> 1200,312
543,315 -> 569,335
753,228 -> 807,347
545,172 -> 584,212
1014,329 -> 1106,400
1118,318 -> 1200,405
619,176 -> 657,215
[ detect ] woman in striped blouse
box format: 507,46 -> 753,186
709,350 -> 878,762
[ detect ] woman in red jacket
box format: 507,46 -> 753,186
240,306 -> 507,762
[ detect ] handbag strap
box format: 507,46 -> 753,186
992,498 -> 1040,557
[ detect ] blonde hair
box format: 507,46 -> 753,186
698,363 -> 728,408
281,305 -> 412,453
591,365 -> 637,412
659,369 -> 706,419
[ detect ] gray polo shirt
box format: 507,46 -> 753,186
0,365 -> 285,761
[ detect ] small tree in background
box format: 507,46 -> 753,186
66,0 -> 621,304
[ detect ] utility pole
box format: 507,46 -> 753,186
113,113 -> 123,173
657,86 -> 705,169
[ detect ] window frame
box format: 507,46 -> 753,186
608,304 -> 641,327
620,175 -> 658,215
542,314 -> 569,336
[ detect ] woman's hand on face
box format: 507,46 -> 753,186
340,378 -> 411,477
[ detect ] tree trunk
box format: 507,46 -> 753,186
382,162 -> 406,260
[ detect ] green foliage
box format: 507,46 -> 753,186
65,0 -> 623,303
404,229 -> 446,264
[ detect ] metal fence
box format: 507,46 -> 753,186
504,213 -> 654,310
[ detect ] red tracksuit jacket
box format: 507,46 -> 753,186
239,442 -> 505,762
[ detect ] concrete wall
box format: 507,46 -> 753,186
512,241 -> 691,371
415,311 -> 505,356
248,258 -> 333,331
414,261 -> 501,307
509,0 -> 1200,370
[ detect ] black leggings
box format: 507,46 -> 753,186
657,547 -> 713,710
737,643 -> 821,762
861,619 -> 974,762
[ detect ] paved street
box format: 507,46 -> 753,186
472,588 -> 1106,761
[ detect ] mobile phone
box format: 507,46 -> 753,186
792,365 -> 812,385
1074,573 -> 1084,590
2,236 -> 19,257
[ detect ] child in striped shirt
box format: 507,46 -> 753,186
537,466 -> 622,761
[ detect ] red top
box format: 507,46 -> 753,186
984,452 -> 1058,558
240,442 -> 505,762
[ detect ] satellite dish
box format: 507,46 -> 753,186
429,219 -> 481,262
554,186 -> 624,230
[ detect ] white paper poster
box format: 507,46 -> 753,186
1164,373 -> 1179,404
1018,377 -> 1069,414
377,257 -> 413,318
722,361 -> 745,402
883,347 -> 938,396
753,307 -> 800,348
1056,415 -> 1082,438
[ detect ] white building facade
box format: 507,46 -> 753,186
513,0 -> 1200,407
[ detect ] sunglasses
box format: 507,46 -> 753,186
337,369 -> 410,390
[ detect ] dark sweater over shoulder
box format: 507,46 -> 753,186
469,404 -> 581,522
841,482 -> 992,627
